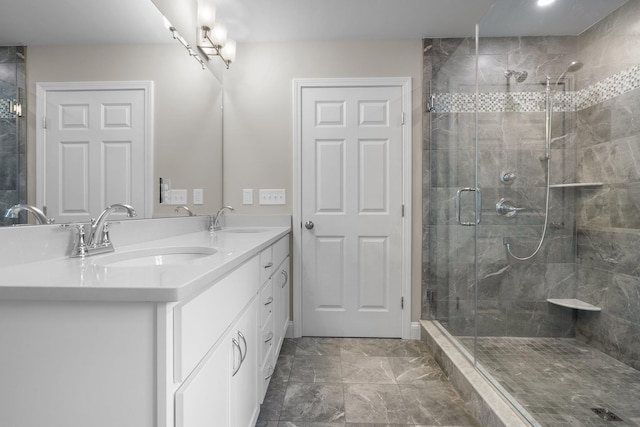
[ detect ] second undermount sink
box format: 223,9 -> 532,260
91,246 -> 217,267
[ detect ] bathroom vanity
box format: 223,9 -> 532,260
0,216 -> 291,427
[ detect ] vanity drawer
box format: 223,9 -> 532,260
260,317 -> 274,368
260,247 -> 273,284
174,256 -> 259,382
259,355 -> 275,403
272,235 -> 289,271
260,280 -> 274,328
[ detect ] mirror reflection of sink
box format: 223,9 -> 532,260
223,228 -> 269,234
91,247 -> 217,267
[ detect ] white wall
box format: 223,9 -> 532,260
223,39 -> 424,321
26,44 -> 223,217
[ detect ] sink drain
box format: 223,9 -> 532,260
591,407 -> 623,421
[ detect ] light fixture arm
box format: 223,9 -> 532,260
199,26 -> 232,69
169,26 -> 206,70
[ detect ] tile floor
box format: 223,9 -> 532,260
255,337 -> 479,426
459,337 -> 640,427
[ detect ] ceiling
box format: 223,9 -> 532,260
0,0 -> 630,46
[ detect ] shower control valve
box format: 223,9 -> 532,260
499,170 -> 516,185
496,198 -> 526,218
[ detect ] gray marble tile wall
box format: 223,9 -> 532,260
0,46 -> 26,226
423,35 -> 579,338
574,0 -> 640,371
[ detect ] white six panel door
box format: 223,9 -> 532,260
44,89 -> 146,222
301,86 -> 404,337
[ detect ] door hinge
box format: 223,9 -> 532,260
402,204 -> 405,217
43,116 -> 47,129
401,297 -> 404,309
401,112 -> 405,125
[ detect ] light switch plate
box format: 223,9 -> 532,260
193,189 -> 204,205
243,189 -> 253,205
170,189 -> 187,205
259,189 -> 286,205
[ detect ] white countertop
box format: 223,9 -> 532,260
0,226 -> 290,303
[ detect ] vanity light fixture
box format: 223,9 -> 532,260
198,25 -> 236,69
537,0 -> 555,6
168,25 -> 206,70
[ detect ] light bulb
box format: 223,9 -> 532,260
221,39 -> 236,63
210,25 -> 228,48
537,0 -> 555,6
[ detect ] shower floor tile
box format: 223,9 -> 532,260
458,336 -> 640,426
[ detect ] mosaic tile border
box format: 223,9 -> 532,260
433,64 -> 640,114
0,99 -> 17,119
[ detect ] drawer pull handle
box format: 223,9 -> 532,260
264,332 -> 274,343
281,270 -> 288,288
232,338 -> 243,376
264,365 -> 274,381
264,296 -> 274,306
238,331 -> 248,363
264,262 -> 273,269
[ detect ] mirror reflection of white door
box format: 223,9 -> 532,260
300,84 -> 405,338
36,82 -> 153,223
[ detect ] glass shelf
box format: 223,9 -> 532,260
549,182 -> 604,188
547,298 -> 601,311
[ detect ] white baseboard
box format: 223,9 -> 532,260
410,321 -> 421,340
285,321 -> 420,340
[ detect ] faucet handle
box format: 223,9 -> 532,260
101,222 -> 112,246
71,224 -> 89,258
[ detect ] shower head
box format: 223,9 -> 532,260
565,61 -> 584,73
504,69 -> 528,83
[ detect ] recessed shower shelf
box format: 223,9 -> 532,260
547,298 -> 601,311
549,182 -> 604,188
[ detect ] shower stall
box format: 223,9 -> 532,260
0,46 -> 27,226
423,0 -> 640,425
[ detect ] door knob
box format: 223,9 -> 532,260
305,221 -> 314,230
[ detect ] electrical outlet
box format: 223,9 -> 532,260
171,189 -> 187,205
243,189 -> 253,205
259,189 -> 286,205
193,189 -> 204,205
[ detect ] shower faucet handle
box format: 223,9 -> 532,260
496,198 -> 525,218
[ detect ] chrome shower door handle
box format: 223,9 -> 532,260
456,187 -> 482,226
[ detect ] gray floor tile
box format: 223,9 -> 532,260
296,337 -> 343,356
341,355 -> 396,384
389,356 -> 447,384
289,355 -> 342,383
273,354 -> 294,382
343,383 -> 413,424
258,379 -> 288,423
280,383 -> 346,423
399,383 -> 479,426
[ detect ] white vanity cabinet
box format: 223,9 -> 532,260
174,257 -> 259,427
258,235 -> 290,400
0,228 -> 291,427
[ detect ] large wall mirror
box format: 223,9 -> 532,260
0,0 -> 223,226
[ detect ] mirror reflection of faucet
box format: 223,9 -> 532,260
70,203 -> 137,258
175,205 -> 195,216
4,204 -> 54,225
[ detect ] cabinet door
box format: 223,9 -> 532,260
231,298 -> 259,427
175,335 -> 231,427
274,257 -> 290,355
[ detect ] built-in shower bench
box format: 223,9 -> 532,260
547,298 -> 601,311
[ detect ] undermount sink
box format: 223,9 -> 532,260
222,228 -> 269,234
91,246 -> 217,267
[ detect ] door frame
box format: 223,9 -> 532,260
36,81 -> 154,218
292,77 -> 412,339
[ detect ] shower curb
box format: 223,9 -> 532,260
420,320 -> 531,427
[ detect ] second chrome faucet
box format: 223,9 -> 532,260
71,203 -> 137,257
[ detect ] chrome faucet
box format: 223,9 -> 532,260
175,205 -> 195,216
4,204 -> 54,224
212,205 -> 234,231
71,203 -> 137,257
